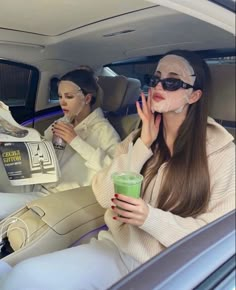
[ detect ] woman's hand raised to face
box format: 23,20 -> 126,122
136,91 -> 161,148
111,194 -> 149,226
52,121 -> 77,144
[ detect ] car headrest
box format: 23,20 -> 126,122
91,84 -> 104,111
209,63 -> 235,122
97,75 -> 141,112
124,77 -> 142,110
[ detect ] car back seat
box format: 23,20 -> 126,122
98,75 -> 141,140
209,63 -> 235,139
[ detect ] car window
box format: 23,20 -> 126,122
0,60 -> 39,123
49,77 -> 60,103
0,60 -> 39,107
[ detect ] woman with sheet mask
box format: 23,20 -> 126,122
1,50 -> 235,290
41,69 -> 120,194
149,54 -> 197,114
0,69 -> 120,219
52,74 -> 93,146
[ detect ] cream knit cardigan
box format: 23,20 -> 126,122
92,117 -> 235,263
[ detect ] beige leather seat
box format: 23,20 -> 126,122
209,63 -> 235,139
1,186 -> 106,266
98,75 -> 141,140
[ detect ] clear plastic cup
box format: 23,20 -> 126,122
52,118 -> 71,150
112,171 -> 143,198
52,134 -> 66,150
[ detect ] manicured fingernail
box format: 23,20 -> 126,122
114,194 -> 119,198
113,217 -> 117,220
111,206 -> 115,210
111,198 -> 114,202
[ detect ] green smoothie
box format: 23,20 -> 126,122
112,171 -> 143,198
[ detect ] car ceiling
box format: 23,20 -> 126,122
0,0 -> 157,36
0,0 -> 235,72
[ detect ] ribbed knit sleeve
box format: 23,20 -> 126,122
92,135 -> 153,208
140,142 -> 235,247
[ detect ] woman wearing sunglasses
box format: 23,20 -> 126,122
1,50 -> 235,290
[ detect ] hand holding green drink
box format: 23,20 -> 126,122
111,142 -> 143,215
112,171 -> 143,217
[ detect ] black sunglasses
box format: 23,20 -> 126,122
149,75 -> 196,91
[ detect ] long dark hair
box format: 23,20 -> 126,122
141,50 -> 211,217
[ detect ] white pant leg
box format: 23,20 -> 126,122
1,238 -> 140,290
0,261 -> 12,284
0,192 -> 42,220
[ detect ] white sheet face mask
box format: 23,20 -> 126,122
74,94 -> 86,116
150,55 -> 196,114
174,94 -> 191,113
58,81 -> 86,120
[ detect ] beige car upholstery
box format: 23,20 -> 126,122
98,75 -> 128,112
98,75 -> 141,140
209,63 -> 235,139
2,186 -> 105,266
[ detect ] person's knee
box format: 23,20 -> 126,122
2,259 -> 42,289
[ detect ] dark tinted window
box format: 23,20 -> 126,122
49,77 -> 60,102
209,0 -> 236,12
0,61 -> 38,107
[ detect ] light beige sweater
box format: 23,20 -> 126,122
92,117 -> 235,263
